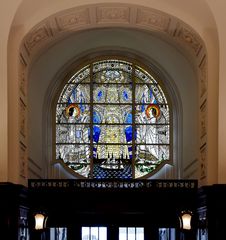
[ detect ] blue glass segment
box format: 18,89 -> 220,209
125,126 -> 133,142
97,90 -> 103,101
93,125 -> 101,143
123,90 -> 129,100
93,111 -> 101,124
125,113 -> 132,124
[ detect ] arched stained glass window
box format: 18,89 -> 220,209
55,59 -> 171,179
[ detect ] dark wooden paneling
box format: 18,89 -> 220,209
28,179 -> 198,228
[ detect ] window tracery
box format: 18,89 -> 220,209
55,59 -> 170,179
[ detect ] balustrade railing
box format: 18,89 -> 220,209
28,179 -> 198,190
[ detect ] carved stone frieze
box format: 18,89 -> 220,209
19,142 -> 27,178
96,6 -> 130,23
19,98 -> 26,138
200,143 -> 207,180
200,99 -> 207,139
19,54 -> 27,97
136,8 -> 170,32
21,4 -> 205,61
199,55 -> 207,98
176,25 -> 202,55
24,23 -> 52,54
56,8 -> 90,31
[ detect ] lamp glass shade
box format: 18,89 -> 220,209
34,213 -> 46,230
181,213 -> 192,230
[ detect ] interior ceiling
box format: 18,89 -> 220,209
14,0 -> 215,33
11,1 -> 217,63
10,0 -> 217,84
14,3 -> 210,70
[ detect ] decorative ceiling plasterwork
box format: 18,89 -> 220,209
56,8 -> 91,31
18,3 -> 207,182
96,6 -> 130,24
19,4 -> 206,63
136,8 -> 170,31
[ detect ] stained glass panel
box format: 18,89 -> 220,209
56,124 -> 90,144
56,144 -> 90,177
94,125 -> 129,144
136,125 -> 170,144
56,104 -> 90,124
93,60 -> 132,80
94,143 -> 130,160
135,104 -> 169,124
93,105 -> 132,124
55,59 -> 171,179
135,66 -> 157,84
68,65 -> 90,84
135,144 -> 170,178
58,84 -> 90,104
93,84 -> 132,103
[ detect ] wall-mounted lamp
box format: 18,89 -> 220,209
179,211 -> 193,230
34,213 -> 48,230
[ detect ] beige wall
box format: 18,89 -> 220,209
0,0 -> 223,185
207,1 -> 226,184
0,0 -> 22,182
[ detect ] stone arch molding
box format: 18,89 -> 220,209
18,3 -> 207,182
